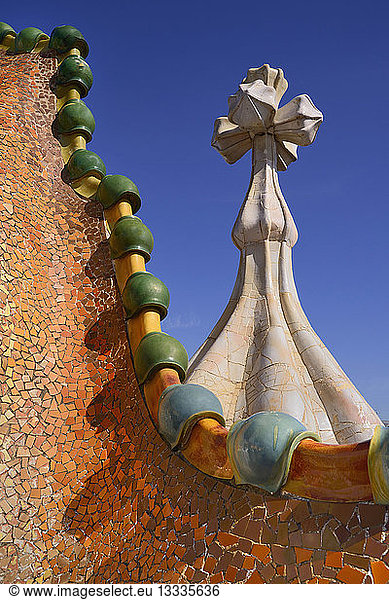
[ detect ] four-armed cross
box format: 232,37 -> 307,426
187,64 -> 382,444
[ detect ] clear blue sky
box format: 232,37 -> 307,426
5,0 -> 389,416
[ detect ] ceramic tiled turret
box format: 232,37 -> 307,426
187,64 -> 382,444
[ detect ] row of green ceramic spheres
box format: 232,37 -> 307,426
63,153 -> 190,384
0,25 -> 95,142
46,32 -> 227,449
0,23 -> 89,56
0,21 -> 190,399
0,21 -> 226,454
59,111 -> 226,454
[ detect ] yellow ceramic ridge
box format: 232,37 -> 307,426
31,36 -> 50,53
1,33 -> 16,50
368,425 -> 389,504
49,35 -> 179,431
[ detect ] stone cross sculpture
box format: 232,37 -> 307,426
186,64 -> 382,444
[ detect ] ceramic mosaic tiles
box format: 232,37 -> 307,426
187,64 -> 382,445
1,30 -> 389,585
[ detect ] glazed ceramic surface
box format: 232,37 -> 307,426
187,65 -> 382,445
158,383 -> 225,449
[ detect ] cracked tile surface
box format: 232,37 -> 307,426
0,50 -> 389,585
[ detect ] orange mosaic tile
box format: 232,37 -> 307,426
371,561 -> 389,584
295,548 -> 313,564
325,551 -> 343,568
337,565 -> 365,584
